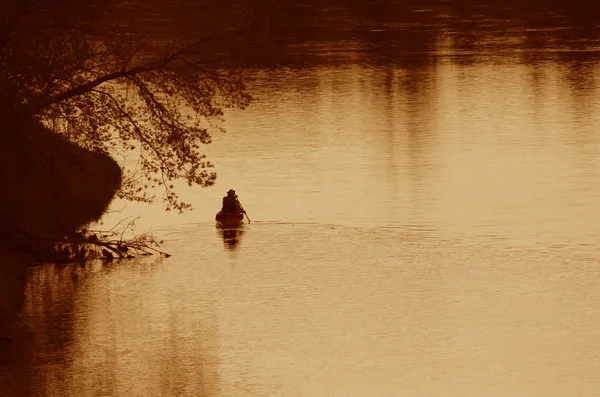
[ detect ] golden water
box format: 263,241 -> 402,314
3,11 -> 600,397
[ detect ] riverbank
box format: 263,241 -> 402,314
0,117 -> 122,338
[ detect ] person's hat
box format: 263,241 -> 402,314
227,189 -> 236,195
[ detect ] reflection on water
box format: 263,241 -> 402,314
5,1 -> 600,396
4,224 -> 600,396
216,226 -> 246,251
1,259 -> 220,397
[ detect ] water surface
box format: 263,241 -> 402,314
3,2 -> 600,396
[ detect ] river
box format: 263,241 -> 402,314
2,2 -> 600,396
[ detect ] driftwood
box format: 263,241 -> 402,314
26,217 -> 171,265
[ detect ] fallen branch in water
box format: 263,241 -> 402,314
26,218 -> 171,265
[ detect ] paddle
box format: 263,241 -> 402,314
236,198 -> 251,223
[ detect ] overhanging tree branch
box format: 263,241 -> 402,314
92,88 -> 172,170
28,31 -> 239,115
3,2 -> 247,212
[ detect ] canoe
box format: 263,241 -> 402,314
215,211 -> 244,227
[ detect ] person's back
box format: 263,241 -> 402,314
221,189 -> 243,213
222,196 -> 238,213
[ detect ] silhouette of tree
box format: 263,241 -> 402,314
0,0 -> 253,212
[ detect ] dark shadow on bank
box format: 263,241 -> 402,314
252,0 -> 600,68
216,225 -> 246,251
0,115 -> 121,343
64,1 -> 600,70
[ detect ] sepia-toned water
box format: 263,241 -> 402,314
3,3 -> 600,396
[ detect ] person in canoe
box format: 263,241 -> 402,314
221,189 -> 246,214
